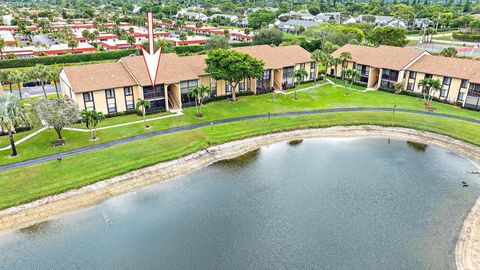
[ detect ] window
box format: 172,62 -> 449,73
180,80 -> 198,104
442,77 -> 452,86
105,89 -> 116,114
458,92 -> 465,101
409,72 -> 416,79
440,89 -> 448,98
381,69 -> 399,82
424,74 -> 433,79
210,77 -> 217,97
468,83 -> 480,97
124,86 -> 134,110
239,81 -> 245,93
105,89 -> 115,98
83,92 -> 93,102
83,92 -> 95,110
310,62 -> 315,80
225,82 -> 232,94
283,66 -> 295,86
124,86 -> 133,96
461,79 -> 468,88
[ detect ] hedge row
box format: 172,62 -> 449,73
0,49 -> 138,69
173,45 -> 204,55
452,31 -> 480,41
378,88 -> 463,107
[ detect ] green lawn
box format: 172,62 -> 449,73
0,83 -> 480,209
1,83 -> 479,165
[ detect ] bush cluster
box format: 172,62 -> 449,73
0,49 -> 138,69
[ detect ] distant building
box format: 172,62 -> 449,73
210,14 -> 239,24
176,11 -> 208,22
278,19 -> 322,33
2,15 -> 12,25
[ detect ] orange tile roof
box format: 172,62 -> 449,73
407,54 -> 480,83
120,53 -> 200,86
332,44 -> 426,71
62,62 -> 137,93
63,45 -> 314,93
234,45 -> 312,69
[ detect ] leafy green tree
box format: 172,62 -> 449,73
308,6 -> 321,16
348,69 -> 361,94
136,98 -> 151,128
179,32 -> 188,41
205,35 -> 230,50
81,109 -> 105,139
368,26 -> 407,47
126,35 -> 136,47
188,85 -> 212,117
248,9 -> 276,29
253,28 -> 283,46
31,64 -> 50,98
34,98 -> 80,141
440,47 -> 457,57
292,68 -> 308,101
205,49 -> 264,101
0,94 -> 30,156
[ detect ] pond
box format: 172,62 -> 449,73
0,138 -> 479,270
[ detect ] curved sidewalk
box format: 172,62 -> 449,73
1,107 -> 479,171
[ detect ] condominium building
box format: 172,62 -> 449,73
332,44 -> 480,110
59,45 -> 316,114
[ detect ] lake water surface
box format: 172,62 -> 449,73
0,138 -> 479,270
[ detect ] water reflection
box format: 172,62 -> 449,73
215,149 -> 259,168
18,221 -> 52,236
288,139 -> 303,146
407,141 -> 429,152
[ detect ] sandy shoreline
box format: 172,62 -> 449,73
1,125 -> 480,269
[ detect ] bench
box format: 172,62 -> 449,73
424,103 -> 436,112
52,139 -> 65,147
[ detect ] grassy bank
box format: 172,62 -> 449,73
1,111 -> 480,209
1,84 -> 479,165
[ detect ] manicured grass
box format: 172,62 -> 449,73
1,111 -> 480,209
1,83 -> 479,165
71,111 -> 173,129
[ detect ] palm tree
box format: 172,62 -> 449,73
136,98 -> 151,128
81,109 -> 105,139
340,69 -> 351,88
188,85 -> 212,117
441,47 -> 457,57
68,39 -> 79,53
311,49 -> 323,84
418,78 -> 441,104
332,57 -> 342,79
4,71 -> 14,94
0,38 -> 6,60
47,69 -> 60,98
31,64 -> 49,98
292,68 -> 308,101
350,69 -> 360,88
339,51 -> 352,74
0,94 -> 30,156
12,71 -> 26,100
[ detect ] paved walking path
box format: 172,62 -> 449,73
63,111 -> 183,132
1,107 -> 480,172
0,127 -> 48,151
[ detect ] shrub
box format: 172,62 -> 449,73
452,31 -> 480,41
0,49 -> 138,69
104,110 -> 137,118
174,45 -> 204,55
